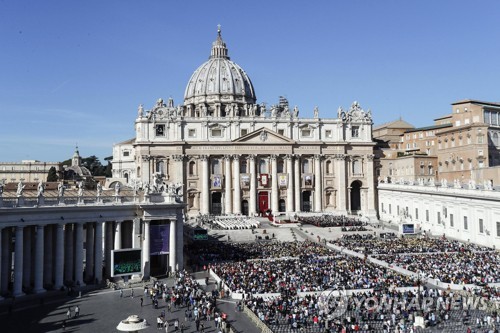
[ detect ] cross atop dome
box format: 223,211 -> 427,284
210,24 -> 229,59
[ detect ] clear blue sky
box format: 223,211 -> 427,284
1,0 -> 499,163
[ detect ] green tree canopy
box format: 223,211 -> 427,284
46,166 -> 58,182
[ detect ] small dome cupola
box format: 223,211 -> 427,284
210,25 -> 230,60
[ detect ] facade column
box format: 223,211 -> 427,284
336,154 -> 348,214
104,222 -> 113,278
1,228 -> 10,294
13,226 -> 24,297
173,155 -> 185,197
94,222 -> 103,284
366,154 -> 377,217
114,221 -> 122,250
294,155 -> 301,212
175,211 -> 184,271
314,155 -> 323,212
43,225 -> 53,287
22,226 -> 32,289
141,155 -> 152,185
85,223 -> 95,282
132,219 -> 139,248
271,155 -> 279,214
249,155 -> 257,216
169,220 -> 176,273
224,155 -> 232,214
142,220 -> 150,279
74,223 -> 85,286
54,224 -> 64,289
33,225 -> 45,293
285,155 -> 294,213
64,224 -> 74,282
200,155 -> 209,214
233,155 -> 241,214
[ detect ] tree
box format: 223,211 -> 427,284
46,166 -> 58,182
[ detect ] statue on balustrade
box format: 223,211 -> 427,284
16,181 -> 25,197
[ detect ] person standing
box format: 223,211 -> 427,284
174,319 -> 179,331
74,305 -> 80,318
131,289 -> 134,298
120,289 -> 123,297
140,297 -> 144,307
66,307 -> 71,319
195,318 -> 200,331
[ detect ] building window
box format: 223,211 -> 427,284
389,204 -> 391,214
351,126 -> 359,138
259,160 -> 267,174
464,216 -> 468,230
450,214 -> 454,227
301,129 -> 311,137
156,124 -> 165,136
123,151 -> 130,157
240,129 -> 248,136
352,159 -> 362,175
302,159 -> 310,173
278,129 -> 285,136
189,161 -> 196,176
426,210 -> 429,222
479,219 -> 484,233
381,203 -> 384,213
240,160 -> 247,173
212,159 -> 220,174
326,160 -> 333,174
188,129 -> 196,138
415,208 -> 418,220
156,161 -> 164,174
277,160 -> 284,173
497,221 -> 500,237
211,129 -> 222,137
325,130 -> 332,138
478,135 -> 484,144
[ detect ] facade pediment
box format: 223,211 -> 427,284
233,128 -> 295,144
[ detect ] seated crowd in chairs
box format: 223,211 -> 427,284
196,214 -> 260,230
299,214 -> 366,228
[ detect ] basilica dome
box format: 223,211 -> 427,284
183,28 -> 256,107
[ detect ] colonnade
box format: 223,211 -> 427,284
0,217 -> 182,298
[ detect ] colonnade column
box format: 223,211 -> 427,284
22,226 -> 31,289
132,219 -> 139,248
175,211 -> 184,271
285,155 -> 294,213
114,221 -> 122,250
314,155 -> 322,212
13,226 -> 24,297
169,220 -> 176,273
0,228 -> 3,300
233,155 -> 241,214
200,155 -> 209,214
43,225 -> 53,287
64,224 -> 74,282
249,155 -> 257,216
94,222 -> 103,284
271,155 -> 279,214
294,155 -> 301,212
142,220 -> 150,279
85,223 -> 95,282
1,228 -> 10,294
335,154 -> 347,213
74,223 -> 85,286
366,154 -> 376,216
104,222 -> 113,278
33,225 -> 45,293
224,155 -> 232,214
54,224 -> 64,289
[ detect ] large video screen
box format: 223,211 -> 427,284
111,249 -> 142,277
402,224 -> 415,234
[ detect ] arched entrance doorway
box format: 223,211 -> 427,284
242,200 -> 249,216
302,191 -> 311,212
211,192 -> 222,215
278,199 -> 286,212
350,181 -> 362,212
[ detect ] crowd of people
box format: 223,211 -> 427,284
330,235 -> 492,255
196,214 -> 260,230
375,251 -> 500,285
246,287 -> 500,332
298,215 -> 366,228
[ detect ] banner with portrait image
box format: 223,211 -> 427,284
278,174 -> 288,188
212,175 -> 222,189
240,174 -> 250,189
150,223 -> 170,255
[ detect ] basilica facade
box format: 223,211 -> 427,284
112,29 -> 377,218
